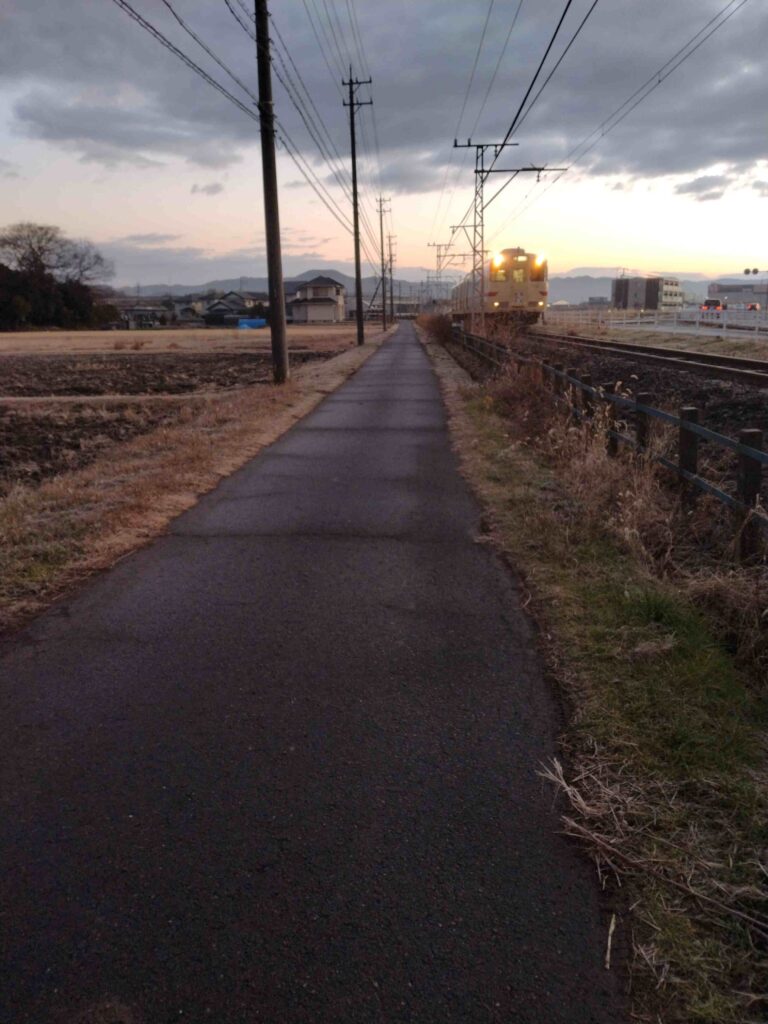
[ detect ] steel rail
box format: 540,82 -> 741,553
530,329 -> 768,387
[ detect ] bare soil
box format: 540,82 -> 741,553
0,403 -> 184,492
0,341 -> 351,492
0,350 -> 334,398
0,324 -> 359,356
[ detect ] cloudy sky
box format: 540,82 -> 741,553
0,0 -> 765,286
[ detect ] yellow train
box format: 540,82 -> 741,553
451,247 -> 548,325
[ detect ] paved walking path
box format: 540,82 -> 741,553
0,324 -> 622,1023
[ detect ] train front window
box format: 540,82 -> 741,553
490,254 -> 507,281
512,268 -> 525,284
531,255 -> 547,282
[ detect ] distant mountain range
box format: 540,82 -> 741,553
119,267 -> 753,305
120,269 -> 417,300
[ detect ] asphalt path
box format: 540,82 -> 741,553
0,323 -> 623,1023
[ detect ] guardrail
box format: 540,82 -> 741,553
451,327 -> 768,559
542,307 -> 768,336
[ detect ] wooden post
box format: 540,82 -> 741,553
737,428 -> 764,560
679,406 -> 700,503
554,363 -> 565,395
635,392 -> 652,454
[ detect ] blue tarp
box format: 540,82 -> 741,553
238,318 -> 267,329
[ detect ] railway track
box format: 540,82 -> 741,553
529,329 -> 768,388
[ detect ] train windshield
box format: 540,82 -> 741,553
530,255 -> 547,282
490,254 -> 507,281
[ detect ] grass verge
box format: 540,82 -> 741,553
0,337 -> 385,635
421,328 -> 768,1023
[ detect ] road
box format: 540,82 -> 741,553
0,323 -> 623,1023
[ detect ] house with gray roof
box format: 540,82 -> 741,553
290,276 -> 346,323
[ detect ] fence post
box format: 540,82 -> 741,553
737,428 -> 764,560
679,406 -> 700,503
554,363 -> 565,396
635,392 -> 652,454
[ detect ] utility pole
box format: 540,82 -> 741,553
255,0 -> 288,383
343,68 -> 372,346
387,234 -> 396,323
377,196 -> 390,330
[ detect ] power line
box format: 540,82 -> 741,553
110,0 -> 355,236
513,0 -> 600,135
108,0 -> 260,123
226,0 -> 380,259
430,0 -> 497,233
488,0 -> 751,240
492,0 -> 576,162
221,0 -> 355,231
469,0 -> 526,138
438,0 -> 526,241
158,0 -> 259,104
301,0 -> 345,98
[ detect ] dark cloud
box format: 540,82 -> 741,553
0,158 -> 20,179
675,174 -> 733,199
116,233 -> 182,245
191,182 -> 225,195
0,0 -> 765,197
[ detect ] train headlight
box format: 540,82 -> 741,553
535,253 -> 546,266
493,301 -> 500,307
492,253 -> 505,267
538,301 -> 544,306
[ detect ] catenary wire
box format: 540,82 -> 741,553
488,0 -> 751,241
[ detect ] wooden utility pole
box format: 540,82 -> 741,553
377,196 -> 390,330
255,0 -> 288,383
343,69 -> 372,347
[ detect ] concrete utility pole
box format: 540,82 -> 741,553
387,234 -> 396,323
255,0 -> 288,383
377,196 -> 390,331
343,69 -> 372,346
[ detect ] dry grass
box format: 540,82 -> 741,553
0,323 -> 361,356
420,326 -> 768,1023
0,335 -> 386,635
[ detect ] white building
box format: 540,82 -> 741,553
290,276 -> 346,323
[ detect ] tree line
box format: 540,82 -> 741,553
0,223 -> 118,330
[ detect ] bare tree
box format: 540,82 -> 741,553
0,222 -> 114,283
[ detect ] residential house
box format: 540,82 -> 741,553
290,276 -> 346,323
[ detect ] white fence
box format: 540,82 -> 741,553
541,307 -> 768,337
